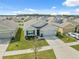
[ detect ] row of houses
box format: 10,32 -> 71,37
57,18 -> 79,34
0,14 -> 79,38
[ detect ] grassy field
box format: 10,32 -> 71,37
7,28 -> 48,51
56,32 -> 76,43
71,44 -> 79,51
3,49 -> 56,59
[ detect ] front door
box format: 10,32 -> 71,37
37,29 -> 40,36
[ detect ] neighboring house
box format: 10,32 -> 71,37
57,22 -> 76,34
57,18 -> 79,34
0,19 -> 18,39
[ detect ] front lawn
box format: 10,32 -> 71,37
7,39 -> 48,51
56,32 -> 76,43
71,44 -> 79,51
3,49 -> 56,59
7,28 -> 48,51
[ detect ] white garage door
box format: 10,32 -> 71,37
41,25 -> 57,36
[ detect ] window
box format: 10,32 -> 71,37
26,30 -> 35,36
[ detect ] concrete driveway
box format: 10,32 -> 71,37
45,36 -> 79,59
0,39 -> 10,59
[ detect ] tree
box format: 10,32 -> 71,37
14,28 -> 22,41
32,37 -> 41,59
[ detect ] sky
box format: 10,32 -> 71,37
0,0 -> 79,15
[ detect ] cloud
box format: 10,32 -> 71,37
24,8 -> 36,12
75,9 -> 79,12
12,8 -> 38,14
58,11 -> 70,15
63,0 -> 79,7
12,8 -> 52,14
1,7 -> 79,15
10,8 -> 79,15
72,8 -> 79,15
52,6 -> 56,9
51,11 -> 71,15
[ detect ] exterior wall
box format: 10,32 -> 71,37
63,27 -> 75,33
57,27 -> 75,34
57,27 -> 64,34
75,25 -> 79,33
25,26 -> 37,36
26,30 -> 37,36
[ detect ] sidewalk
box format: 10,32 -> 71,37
66,41 -> 79,46
4,46 -> 52,56
0,39 -> 10,59
45,36 -> 79,59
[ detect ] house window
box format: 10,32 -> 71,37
26,30 -> 35,36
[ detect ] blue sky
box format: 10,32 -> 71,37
0,0 -> 79,15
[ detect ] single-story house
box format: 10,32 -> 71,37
25,20 -> 48,37
57,18 -> 79,34
0,20 -> 18,39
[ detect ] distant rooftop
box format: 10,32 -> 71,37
16,14 -> 52,17
0,20 -> 18,32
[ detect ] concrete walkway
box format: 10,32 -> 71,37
4,46 -> 52,56
0,39 -> 10,59
66,41 -> 79,46
45,36 -> 79,59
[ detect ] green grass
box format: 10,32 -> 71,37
7,28 -> 48,51
60,35 -> 76,43
71,44 -> 79,51
7,39 -> 48,51
3,49 -> 56,59
56,32 -> 76,43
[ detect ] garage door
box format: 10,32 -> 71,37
41,25 -> 57,36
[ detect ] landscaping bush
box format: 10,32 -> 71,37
56,32 -> 64,38
25,36 -> 36,40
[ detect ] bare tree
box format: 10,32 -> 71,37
32,37 -> 41,59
